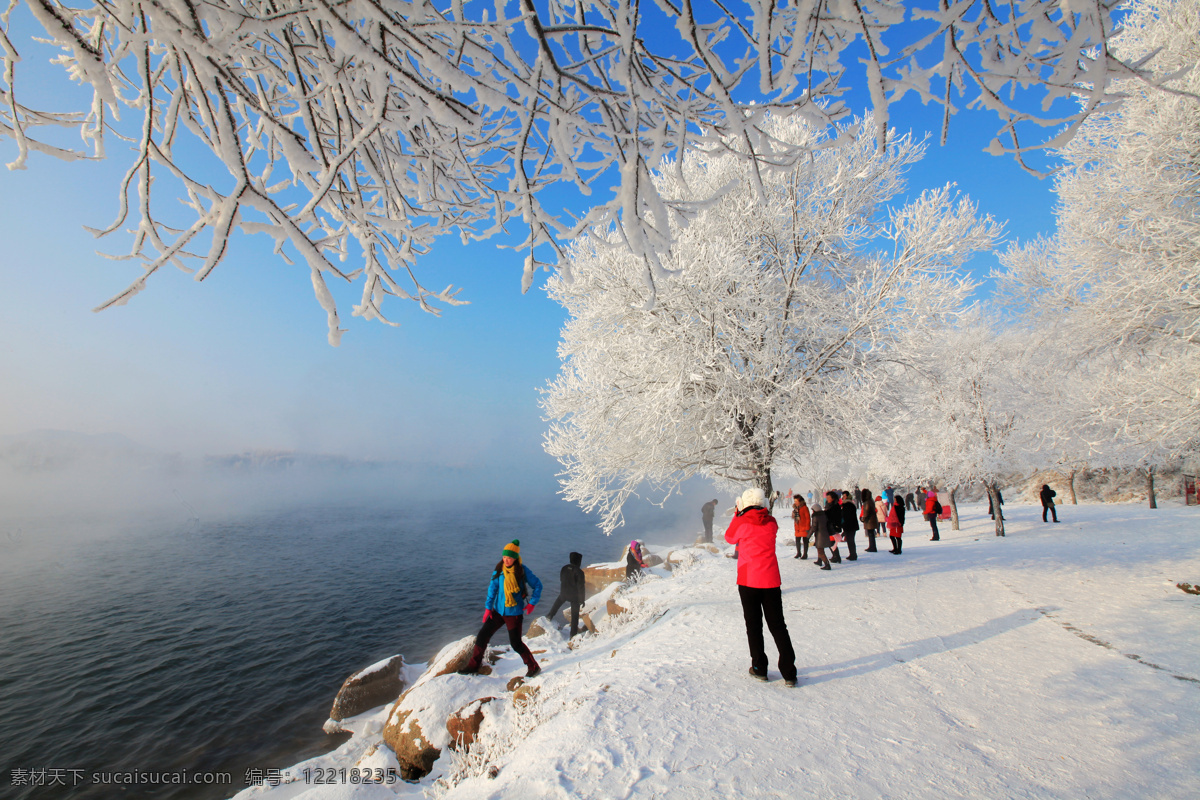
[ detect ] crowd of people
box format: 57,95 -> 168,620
457,484 -> 1063,687
786,485 -> 950,569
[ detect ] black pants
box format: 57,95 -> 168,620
703,519 -> 714,543
844,530 -> 858,559
737,585 -> 796,682
547,593 -> 583,637
1043,505 -> 1058,522
794,536 -> 809,558
890,536 -> 903,554
865,530 -> 877,552
468,613 -> 537,671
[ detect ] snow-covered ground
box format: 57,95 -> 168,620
236,502 -> 1200,799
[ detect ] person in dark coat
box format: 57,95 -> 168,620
459,539 -> 543,677
547,552 -> 586,637
988,487 -> 1006,520
810,500 -> 833,570
725,487 -> 797,686
701,499 -> 718,543
860,487 -> 879,552
905,490 -> 917,511
824,491 -> 843,563
840,491 -> 859,560
1040,484 -> 1059,523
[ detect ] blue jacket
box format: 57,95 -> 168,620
485,566 -> 542,616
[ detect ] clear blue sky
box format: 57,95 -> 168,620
0,6 -> 1062,491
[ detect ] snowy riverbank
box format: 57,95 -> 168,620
235,502 -> 1200,799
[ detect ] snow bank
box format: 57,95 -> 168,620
237,503 -> 1200,799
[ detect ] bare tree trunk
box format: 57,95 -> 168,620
949,486 -> 961,531
1068,469 -> 1078,505
985,481 -> 1006,536
754,465 -> 774,507
1147,465 -> 1157,509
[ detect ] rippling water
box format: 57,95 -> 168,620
0,500 -> 631,799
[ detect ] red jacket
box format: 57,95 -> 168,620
725,507 -> 781,588
792,503 -> 810,535
924,492 -> 938,515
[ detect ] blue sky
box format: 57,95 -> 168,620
0,4 -> 1063,495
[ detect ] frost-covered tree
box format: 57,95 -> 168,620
997,0 -> 1200,494
882,315 -> 1034,536
0,0 -> 1143,342
541,117 -> 999,533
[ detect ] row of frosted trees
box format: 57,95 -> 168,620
541,0 -> 1200,535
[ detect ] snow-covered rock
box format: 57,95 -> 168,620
329,655 -> 406,722
582,562 -> 626,596
445,697 -> 497,752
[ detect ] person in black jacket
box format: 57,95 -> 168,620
840,492 -> 859,561
701,499 -> 718,543
1040,484 -> 1059,523
824,491 -> 843,563
547,552 -> 587,637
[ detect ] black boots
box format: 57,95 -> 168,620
457,644 -> 486,675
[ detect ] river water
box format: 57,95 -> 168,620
0,498 -> 682,799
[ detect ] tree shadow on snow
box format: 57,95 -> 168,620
799,608 -> 1041,685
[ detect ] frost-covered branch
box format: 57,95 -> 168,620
0,0 -> 1141,340
542,115 -> 999,533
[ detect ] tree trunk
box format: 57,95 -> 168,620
949,486 -> 960,531
1068,469 -> 1078,505
754,465 -> 774,507
1147,465 -> 1157,509
985,481 -> 1006,536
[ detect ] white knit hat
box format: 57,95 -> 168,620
738,487 -> 767,510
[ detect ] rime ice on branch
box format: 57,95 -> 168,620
1,0 -> 1140,341
542,116 -> 1000,534
996,0 -> 1200,473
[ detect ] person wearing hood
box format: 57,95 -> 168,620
626,539 -> 648,580
725,487 -> 798,687
458,539 -> 544,677
547,552 -> 587,637
1040,484 -> 1059,523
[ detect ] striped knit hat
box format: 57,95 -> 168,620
502,539 -> 521,559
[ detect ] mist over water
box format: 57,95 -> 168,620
0,442 -> 714,800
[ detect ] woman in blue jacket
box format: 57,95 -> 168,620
458,539 -> 543,677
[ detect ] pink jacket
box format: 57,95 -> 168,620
725,507 -> 781,588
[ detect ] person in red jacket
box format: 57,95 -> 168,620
924,486 -> 941,541
725,487 -> 798,687
791,494 -> 811,559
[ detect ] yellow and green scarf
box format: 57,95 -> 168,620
502,562 -> 522,607
501,539 -> 522,607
